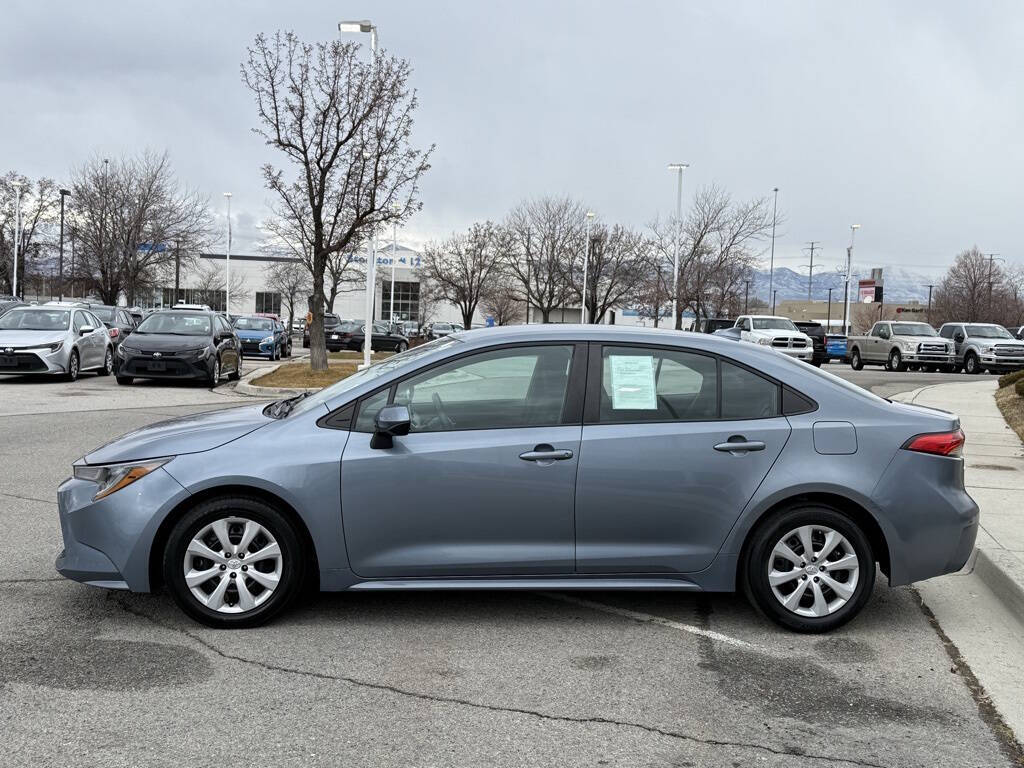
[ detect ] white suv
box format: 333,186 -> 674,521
733,315 -> 814,361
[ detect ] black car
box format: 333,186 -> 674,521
116,310 -> 242,386
0,299 -> 28,317
303,313 -> 342,348
701,317 -> 735,334
326,320 -> 409,352
87,304 -> 137,351
793,321 -> 827,366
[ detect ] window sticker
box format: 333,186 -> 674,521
609,355 -> 657,409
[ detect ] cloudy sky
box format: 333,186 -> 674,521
3,1 -> 1022,280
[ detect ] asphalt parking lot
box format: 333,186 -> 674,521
0,363 -> 1019,767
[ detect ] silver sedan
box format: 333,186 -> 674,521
0,305 -> 114,380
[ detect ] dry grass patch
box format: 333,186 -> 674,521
252,361 -> 358,389
995,384 -> 1024,444
328,350 -> 395,361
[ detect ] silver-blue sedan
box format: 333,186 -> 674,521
55,325 -> 978,632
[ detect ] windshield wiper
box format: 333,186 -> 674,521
268,391 -> 311,419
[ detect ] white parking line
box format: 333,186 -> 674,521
539,592 -> 757,649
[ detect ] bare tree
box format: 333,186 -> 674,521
262,257 -> 311,331
505,196 -> 584,323
189,260 -> 250,310
480,269 -> 525,326
578,223 -> 649,323
70,152 -> 212,305
242,31 -> 432,371
932,247 -> 996,325
0,172 -> 60,296
420,222 -> 509,329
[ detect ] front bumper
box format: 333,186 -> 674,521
903,353 -> 954,364
55,467 -> 190,592
979,354 -> 1024,370
118,351 -> 213,380
0,345 -> 70,375
776,347 -> 814,361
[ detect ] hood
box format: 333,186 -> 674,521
0,329 -> 67,348
235,328 -> 274,340
121,333 -> 211,351
751,328 -> 809,340
84,404 -> 271,464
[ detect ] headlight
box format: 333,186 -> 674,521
118,345 -> 137,357
901,340 -> 916,352
261,336 -> 275,345
980,345 -> 994,354
182,347 -> 210,360
73,458 -> 171,501
26,341 -> 63,354
757,337 -> 772,346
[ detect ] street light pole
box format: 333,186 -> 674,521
842,224 -> 861,336
826,287 -> 834,331
223,192 -> 232,313
58,189 -> 70,301
390,204 -> 399,327
668,163 -> 689,329
926,284 -> 934,326
582,211 -> 594,323
768,187 -> 779,308
744,279 -> 751,314
339,18 -> 379,369
11,180 -> 23,299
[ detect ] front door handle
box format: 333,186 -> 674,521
714,436 -> 766,454
519,444 -> 574,462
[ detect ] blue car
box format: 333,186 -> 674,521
56,325 -> 977,632
232,315 -> 291,360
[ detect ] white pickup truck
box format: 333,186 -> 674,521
847,320 -> 954,371
733,315 -> 814,362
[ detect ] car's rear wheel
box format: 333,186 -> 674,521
163,497 -> 303,628
849,349 -> 863,370
97,346 -> 114,376
396,341 -> 408,353
743,505 -> 875,633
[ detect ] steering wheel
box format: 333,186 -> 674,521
432,392 -> 456,429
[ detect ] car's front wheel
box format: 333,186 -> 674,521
65,349 -> 80,382
208,356 -> 221,387
743,505 -> 875,633
964,352 -> 981,375
162,497 -> 303,628
887,349 -> 907,372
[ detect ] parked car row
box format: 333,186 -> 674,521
849,321 -> 1024,373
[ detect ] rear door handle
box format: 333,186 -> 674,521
519,446 -> 574,462
714,438 -> 766,454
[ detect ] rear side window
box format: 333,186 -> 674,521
721,361 -> 780,419
598,346 -> 717,423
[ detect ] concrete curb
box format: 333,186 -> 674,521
974,544 -> 1024,622
233,363 -> 322,398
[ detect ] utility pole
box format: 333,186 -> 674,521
772,289 -> 778,314
69,231 -> 75,300
744,279 -> 751,314
804,241 -> 819,300
842,224 -> 861,336
984,253 -> 1002,320
768,187 -> 779,308
826,287 -> 834,331
58,189 -> 70,301
174,241 -> 182,304
926,284 -> 934,326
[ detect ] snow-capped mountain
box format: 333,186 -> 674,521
750,266 -> 934,303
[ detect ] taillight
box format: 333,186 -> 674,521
108,327 -> 120,338
903,429 -> 965,457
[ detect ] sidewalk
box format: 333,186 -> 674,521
892,379 -> 1024,616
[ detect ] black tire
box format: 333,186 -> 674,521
886,349 -> 907,372
849,348 -> 863,371
284,341 -> 292,358
162,496 -> 304,629
116,375 -> 133,386
65,349 -> 80,382
743,505 -> 875,633
97,346 -> 114,376
396,341 -> 408,353
227,359 -> 241,382
208,356 -> 221,388
964,352 -> 981,375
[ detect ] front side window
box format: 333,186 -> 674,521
599,346 -> 717,423
73,311 -> 87,333
354,389 -> 390,432
392,345 -> 574,432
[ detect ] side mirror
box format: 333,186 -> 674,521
79,325 -> 94,336
370,404 -> 411,449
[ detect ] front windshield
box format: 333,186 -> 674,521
752,318 -> 797,331
234,317 -> 274,331
0,309 -> 70,331
965,324 -> 1013,339
135,312 -> 212,336
288,336 -> 462,418
891,322 -> 937,337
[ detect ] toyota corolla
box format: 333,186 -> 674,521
56,325 -> 978,631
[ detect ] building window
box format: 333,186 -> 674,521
380,281 -> 419,323
162,287 -> 226,312
255,292 -> 282,315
